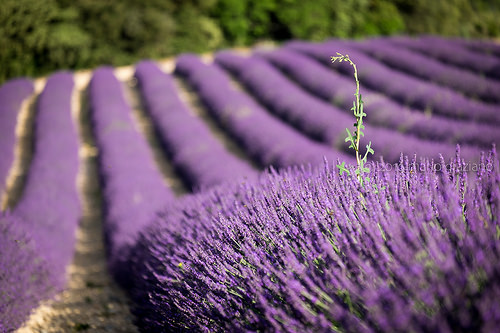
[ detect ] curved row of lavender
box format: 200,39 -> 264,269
346,38 -> 500,103
134,60 -> 258,191
287,40 -> 500,125
174,54 -> 354,168
388,35 -> 500,80
1,72 -> 80,331
260,48 -> 500,148
88,67 -> 176,284
215,51 -> 481,163
126,147 -> 500,332
454,37 -> 500,58
0,78 -> 33,195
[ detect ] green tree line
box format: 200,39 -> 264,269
1,0 -> 499,83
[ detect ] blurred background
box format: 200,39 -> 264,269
1,0 -> 499,84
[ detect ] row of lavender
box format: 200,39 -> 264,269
87,67 -> 176,285
346,38 -> 500,103
0,73 -> 80,331
134,61 -> 257,190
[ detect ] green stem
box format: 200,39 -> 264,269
353,62 -> 361,174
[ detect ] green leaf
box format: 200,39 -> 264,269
366,142 -> 374,155
345,128 -> 355,143
337,162 -> 350,176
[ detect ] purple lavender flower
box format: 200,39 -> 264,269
126,147 -> 500,332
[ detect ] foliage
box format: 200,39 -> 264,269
1,0 -> 500,83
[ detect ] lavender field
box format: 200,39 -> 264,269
1,36 -> 500,332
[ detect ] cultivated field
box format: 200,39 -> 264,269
1,35 -> 500,332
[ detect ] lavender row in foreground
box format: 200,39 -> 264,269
174,54 -> 354,169
388,35 -> 500,80
287,40 -> 500,126
135,61 -> 257,191
12,72 -> 81,288
216,51 -> 481,163
0,78 -> 33,196
349,38 -> 500,103
1,72 -> 80,331
261,48 -> 500,149
88,67 -> 175,285
126,148 -> 500,332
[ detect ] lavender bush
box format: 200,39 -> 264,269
260,48 -> 500,148
135,60 -> 257,191
126,147 -> 500,332
0,78 -> 33,196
